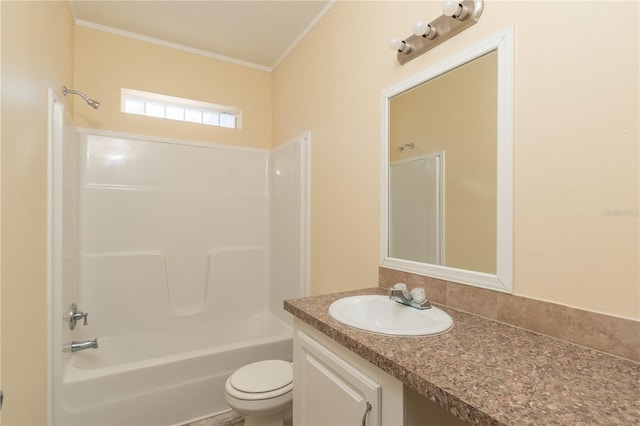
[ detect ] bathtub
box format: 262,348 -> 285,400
57,312 -> 292,426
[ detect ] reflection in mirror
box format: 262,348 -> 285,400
389,151 -> 444,265
381,27 -> 513,293
389,51 -> 497,274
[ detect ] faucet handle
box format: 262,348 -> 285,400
391,283 -> 408,291
68,303 -> 89,330
410,288 -> 427,304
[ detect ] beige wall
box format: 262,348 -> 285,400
390,51 -> 497,274
74,26 -> 272,149
0,1 -> 75,424
272,1 -> 639,319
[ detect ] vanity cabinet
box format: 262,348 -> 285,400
293,319 -> 468,426
293,319 -> 403,426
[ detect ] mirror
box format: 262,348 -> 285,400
390,51 -> 497,274
380,27 -> 513,293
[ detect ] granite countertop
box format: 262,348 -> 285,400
284,288 -> 640,426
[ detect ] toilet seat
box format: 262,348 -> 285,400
226,360 -> 293,401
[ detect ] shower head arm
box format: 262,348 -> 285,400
63,86 -> 101,109
63,86 -> 89,101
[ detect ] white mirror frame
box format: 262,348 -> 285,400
380,27 -> 514,293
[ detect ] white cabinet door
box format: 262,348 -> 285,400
294,329 -> 380,426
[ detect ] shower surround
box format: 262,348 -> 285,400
51,125 -> 307,425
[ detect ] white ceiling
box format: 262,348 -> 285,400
69,1 -> 334,71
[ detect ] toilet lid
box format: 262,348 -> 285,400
230,360 -> 293,393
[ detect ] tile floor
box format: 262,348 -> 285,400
184,411 -> 244,426
184,410 -> 293,426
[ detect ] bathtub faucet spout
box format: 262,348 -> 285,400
70,338 -> 99,352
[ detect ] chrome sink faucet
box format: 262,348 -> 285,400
388,283 -> 432,310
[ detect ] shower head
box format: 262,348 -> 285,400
63,86 -> 101,109
85,98 -> 101,110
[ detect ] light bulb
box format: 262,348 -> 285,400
413,21 -> 437,39
388,38 -> 410,53
413,21 -> 428,36
442,0 -> 469,19
388,38 -> 402,51
442,0 -> 461,16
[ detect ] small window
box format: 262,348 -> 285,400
203,111 -> 220,126
165,105 -> 184,121
121,88 -> 242,129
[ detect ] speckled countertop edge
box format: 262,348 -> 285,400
284,288 -> 640,426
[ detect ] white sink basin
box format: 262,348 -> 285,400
328,295 -> 453,336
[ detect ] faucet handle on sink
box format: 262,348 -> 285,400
410,287 -> 427,304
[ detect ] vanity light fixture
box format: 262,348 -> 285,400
389,0 -> 484,65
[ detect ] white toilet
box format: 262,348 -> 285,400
224,360 -> 293,426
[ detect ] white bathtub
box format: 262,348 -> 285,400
57,313 -> 292,426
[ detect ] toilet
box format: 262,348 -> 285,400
224,360 -> 293,426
